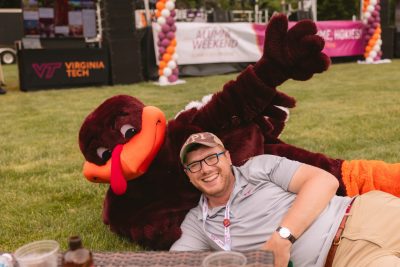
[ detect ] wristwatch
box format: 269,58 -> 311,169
276,226 -> 297,244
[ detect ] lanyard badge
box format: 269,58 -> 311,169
202,197 -> 232,251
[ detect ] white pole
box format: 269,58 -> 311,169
255,0 -> 259,23
360,0 -> 363,20
143,0 -> 151,25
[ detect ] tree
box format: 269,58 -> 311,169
317,0 -> 359,20
0,0 -> 21,8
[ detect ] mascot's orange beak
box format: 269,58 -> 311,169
82,106 -> 167,195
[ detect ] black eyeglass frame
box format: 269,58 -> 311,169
184,151 -> 226,173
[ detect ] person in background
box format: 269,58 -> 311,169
170,132 -> 400,267
0,60 -> 6,94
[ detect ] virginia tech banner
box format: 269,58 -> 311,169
18,48 -> 109,91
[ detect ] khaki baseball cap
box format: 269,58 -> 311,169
180,132 -> 224,163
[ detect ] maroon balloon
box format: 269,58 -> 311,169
162,24 -> 170,33
172,67 -> 179,75
170,10 -> 176,17
159,47 -> 166,55
166,17 -> 175,26
368,27 -> 375,35
158,31 -> 165,40
371,10 -> 379,17
375,4 -> 381,11
168,74 -> 178,83
161,38 -> 170,47
170,25 -> 177,32
166,32 -> 175,40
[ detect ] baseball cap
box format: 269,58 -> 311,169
180,132 -> 224,163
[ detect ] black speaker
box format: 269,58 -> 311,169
208,10 -> 231,22
296,10 -> 313,21
380,0 -> 390,27
396,0 -> 400,29
107,36 -> 143,84
381,26 -> 395,59
100,0 -> 144,84
395,31 -> 400,58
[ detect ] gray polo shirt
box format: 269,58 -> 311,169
170,154 -> 352,267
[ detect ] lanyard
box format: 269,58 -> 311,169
201,197 -> 232,251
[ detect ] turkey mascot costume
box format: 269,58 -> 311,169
79,14 -> 400,250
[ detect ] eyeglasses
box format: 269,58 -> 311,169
185,151 -> 226,173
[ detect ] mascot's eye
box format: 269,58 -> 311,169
97,147 -> 112,161
120,124 -> 136,139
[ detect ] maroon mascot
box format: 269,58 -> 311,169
79,14 -> 400,250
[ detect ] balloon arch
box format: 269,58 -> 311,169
153,0 -> 180,85
361,0 -> 383,63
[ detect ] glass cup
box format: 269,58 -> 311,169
202,251 -> 247,267
14,240 -> 59,267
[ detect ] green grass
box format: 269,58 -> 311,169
1,60 -> 400,252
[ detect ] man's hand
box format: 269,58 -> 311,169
254,13 -> 330,87
261,231 -> 292,267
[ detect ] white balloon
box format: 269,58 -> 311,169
367,5 -> 374,12
159,75 -> 168,85
172,53 -> 178,61
362,18 -> 368,24
373,43 -> 381,51
153,23 -> 161,32
377,39 -> 382,46
165,1 -> 175,10
370,0 -> 377,5
157,16 -> 166,25
366,57 -> 373,63
167,60 -> 177,69
161,9 -> 170,18
369,50 -> 377,58
364,12 -> 371,19
163,67 -> 172,77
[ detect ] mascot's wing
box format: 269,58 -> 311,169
178,14 -> 329,138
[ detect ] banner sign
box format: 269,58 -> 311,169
314,21 -> 365,57
173,22 -> 261,64
154,21 -> 366,65
18,48 -> 109,91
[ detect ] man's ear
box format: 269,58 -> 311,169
225,150 -> 232,165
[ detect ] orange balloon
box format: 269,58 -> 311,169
166,46 -> 175,54
162,53 -> 171,62
366,45 -> 372,52
170,39 -> 177,47
158,69 -> 164,76
364,52 -> 369,58
368,40 -> 374,47
155,10 -> 161,18
376,28 -> 381,34
156,2 -> 165,11
159,60 -> 167,69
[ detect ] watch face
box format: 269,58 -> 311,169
279,227 -> 291,238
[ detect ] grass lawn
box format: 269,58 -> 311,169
1,60 -> 400,252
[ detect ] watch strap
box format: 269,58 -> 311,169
276,226 -> 297,244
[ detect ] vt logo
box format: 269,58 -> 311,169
32,62 -> 62,79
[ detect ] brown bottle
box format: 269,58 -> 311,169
62,236 -> 94,267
